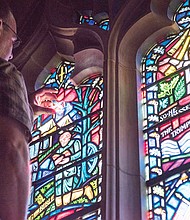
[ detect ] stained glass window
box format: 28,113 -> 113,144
141,0 -> 190,219
27,60 -> 103,220
79,14 -> 109,31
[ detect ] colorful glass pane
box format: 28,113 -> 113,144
79,15 -> 109,31
98,20 -> 109,31
27,60 -> 103,219
141,0 -> 190,219
174,0 -> 190,30
79,15 -> 96,26
147,171 -> 190,220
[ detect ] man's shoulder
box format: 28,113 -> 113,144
0,58 -> 20,76
0,57 -> 16,67
0,57 -> 11,65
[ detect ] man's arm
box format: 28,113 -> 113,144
0,116 -> 30,220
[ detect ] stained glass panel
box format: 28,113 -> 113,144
147,170 -> 190,220
79,15 -> 109,31
141,0 -> 190,219
27,60 -> 103,220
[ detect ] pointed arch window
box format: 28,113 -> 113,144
27,56 -> 103,220
141,0 -> 190,219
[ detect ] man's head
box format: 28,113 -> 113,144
0,0 -> 18,61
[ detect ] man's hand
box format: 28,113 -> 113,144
29,88 -> 59,118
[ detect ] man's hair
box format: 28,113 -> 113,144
0,0 -> 11,22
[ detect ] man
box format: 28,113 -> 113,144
0,1 -> 56,219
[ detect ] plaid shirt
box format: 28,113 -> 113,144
0,58 -> 33,141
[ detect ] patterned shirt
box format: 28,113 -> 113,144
0,58 -> 33,141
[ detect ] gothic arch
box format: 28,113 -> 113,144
105,0 -> 176,219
